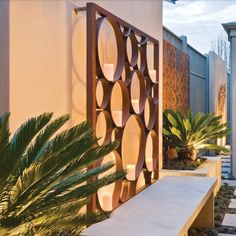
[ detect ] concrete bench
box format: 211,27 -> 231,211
81,176 -> 216,236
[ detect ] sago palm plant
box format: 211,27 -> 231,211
0,112 -> 124,235
163,109 -> 230,160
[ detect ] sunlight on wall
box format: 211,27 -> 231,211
4,0 -> 163,171
208,51 -> 227,146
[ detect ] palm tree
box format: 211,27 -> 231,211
0,112 -> 124,235
163,109 -> 230,160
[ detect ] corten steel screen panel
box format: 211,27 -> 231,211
85,3 -> 160,211
163,40 -> 190,113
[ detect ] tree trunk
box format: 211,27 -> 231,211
178,147 -> 197,161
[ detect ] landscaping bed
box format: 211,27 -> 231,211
162,110 -> 228,195
216,183 -> 236,234
163,157 -> 206,170
189,183 -> 236,236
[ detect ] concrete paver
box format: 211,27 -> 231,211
221,158 -> 231,164
229,199 -> 236,208
222,163 -> 231,167
218,234 -> 236,236
222,214 -> 236,227
222,173 -> 230,179
222,180 -> 236,187
220,154 -> 236,235
222,167 -> 231,173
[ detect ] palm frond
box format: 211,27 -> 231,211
36,210 -> 110,236
0,113 -> 53,181
23,114 -> 70,166
39,121 -> 93,159
163,109 -> 231,160
0,112 -> 10,158
0,112 -> 124,235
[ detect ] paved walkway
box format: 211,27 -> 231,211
219,155 -> 236,236
222,180 -> 236,187
221,155 -> 231,179
219,184 -> 236,235
219,234 -> 236,236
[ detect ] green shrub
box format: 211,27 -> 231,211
163,109 -> 230,160
0,113 -> 124,235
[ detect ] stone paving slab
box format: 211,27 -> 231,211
218,234 -> 236,236
222,173 -> 231,179
222,163 -> 231,167
229,199 -> 236,208
222,166 -> 230,170
222,171 -> 231,175
222,214 -> 236,226
222,167 -> 231,173
221,162 -> 231,168
222,180 -> 236,187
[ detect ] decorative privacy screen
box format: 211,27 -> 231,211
86,3 -> 160,211
163,40 -> 190,113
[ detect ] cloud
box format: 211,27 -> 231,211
163,0 -> 236,53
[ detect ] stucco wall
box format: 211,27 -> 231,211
187,46 -> 208,114
163,26 -> 182,50
208,51 -> 227,118
190,74 -> 207,114
0,1 -> 9,115
9,1 -> 71,132
208,51 -> 227,145
4,0 -> 163,135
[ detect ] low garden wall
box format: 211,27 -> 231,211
160,156 -> 222,196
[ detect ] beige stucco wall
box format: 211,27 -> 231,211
0,1 -> 9,115
3,0 -> 163,167
9,1 -> 71,132
208,51 -> 227,145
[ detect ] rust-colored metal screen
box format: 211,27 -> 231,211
86,3 -> 160,211
163,40 -> 190,113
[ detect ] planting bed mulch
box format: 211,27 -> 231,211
163,157 -> 206,170
216,183 -> 236,235
189,183 -> 236,236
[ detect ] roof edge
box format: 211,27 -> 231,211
222,22 -> 236,34
164,0 -> 178,4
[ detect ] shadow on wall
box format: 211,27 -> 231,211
70,7 -> 122,125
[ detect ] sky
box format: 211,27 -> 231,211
163,0 -> 236,54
